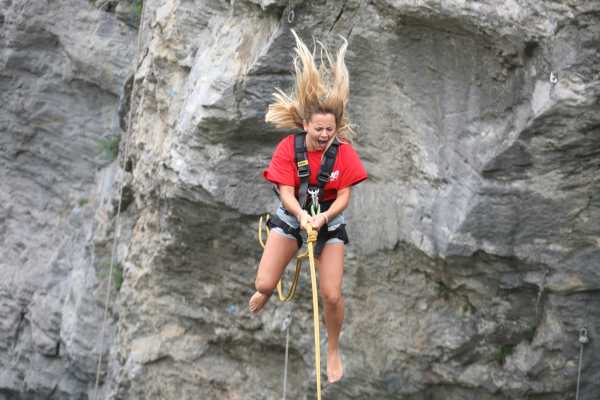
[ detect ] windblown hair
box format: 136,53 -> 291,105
265,30 -> 353,142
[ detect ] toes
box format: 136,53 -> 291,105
327,352 -> 343,383
249,292 -> 269,314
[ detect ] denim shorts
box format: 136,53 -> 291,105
271,204 -> 345,245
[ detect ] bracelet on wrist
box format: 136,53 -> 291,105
322,213 -> 329,224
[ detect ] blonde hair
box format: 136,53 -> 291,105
265,29 -> 353,142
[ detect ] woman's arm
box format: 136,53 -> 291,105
279,185 -> 352,231
312,186 -> 351,230
279,184 -> 312,229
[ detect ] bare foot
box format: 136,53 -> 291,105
327,348 -> 344,383
249,291 -> 270,314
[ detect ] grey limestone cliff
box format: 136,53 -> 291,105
1,0 -> 135,398
1,0 -> 599,399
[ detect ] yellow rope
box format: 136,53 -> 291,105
305,225 -> 321,400
257,215 -> 322,400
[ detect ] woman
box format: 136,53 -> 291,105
249,30 -> 367,384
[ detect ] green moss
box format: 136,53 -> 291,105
460,302 -> 473,315
98,260 -> 124,291
495,344 -> 515,365
135,0 -> 143,19
130,0 -> 144,28
112,263 -> 124,291
97,135 -> 120,160
435,280 -> 451,300
78,198 -> 89,207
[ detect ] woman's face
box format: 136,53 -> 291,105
303,113 -> 337,151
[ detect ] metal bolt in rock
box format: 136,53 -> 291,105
287,0 -> 295,24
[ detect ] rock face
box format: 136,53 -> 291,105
0,0 -> 135,398
1,0 -> 599,399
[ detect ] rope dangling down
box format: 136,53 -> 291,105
281,316 -> 292,400
257,215 -> 323,400
92,1 -> 147,399
576,328 -> 589,400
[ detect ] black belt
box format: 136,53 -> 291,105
267,213 -> 349,256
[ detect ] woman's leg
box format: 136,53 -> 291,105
318,242 -> 345,383
249,230 -> 298,313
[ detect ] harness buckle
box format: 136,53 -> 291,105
297,160 -> 310,178
317,171 -> 330,185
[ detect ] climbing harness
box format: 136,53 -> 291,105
575,327 -> 589,400
258,215 -> 304,301
265,132 -> 348,258
257,215 -> 323,400
294,132 -> 340,211
92,1 -> 147,399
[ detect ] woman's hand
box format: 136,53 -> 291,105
309,213 -> 328,231
297,210 -> 312,231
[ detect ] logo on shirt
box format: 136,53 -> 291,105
329,170 -> 340,182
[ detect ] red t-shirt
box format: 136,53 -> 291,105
263,135 -> 368,202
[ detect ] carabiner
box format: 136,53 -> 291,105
307,188 -> 320,216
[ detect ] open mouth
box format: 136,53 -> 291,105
318,139 -> 328,147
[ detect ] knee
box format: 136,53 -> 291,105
255,277 -> 276,295
322,290 -> 343,306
